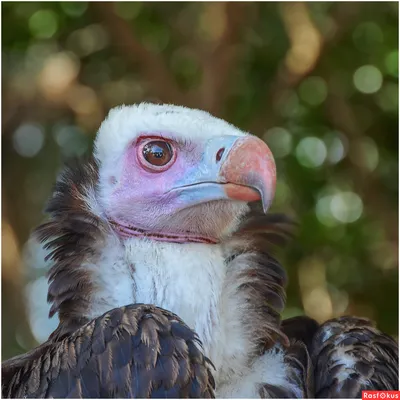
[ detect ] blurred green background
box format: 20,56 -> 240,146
2,2 -> 398,360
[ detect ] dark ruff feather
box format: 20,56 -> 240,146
34,157 -> 107,339
229,205 -> 295,353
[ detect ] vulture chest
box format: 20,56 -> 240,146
87,237 -> 253,384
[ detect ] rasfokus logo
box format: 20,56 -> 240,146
362,392 -> 400,399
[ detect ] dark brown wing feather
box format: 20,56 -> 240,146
312,316 -> 399,398
2,304 -> 215,399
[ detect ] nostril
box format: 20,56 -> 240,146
216,148 -> 225,162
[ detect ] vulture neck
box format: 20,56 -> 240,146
136,240 -> 226,349
82,233 -> 287,381
88,237 -> 229,359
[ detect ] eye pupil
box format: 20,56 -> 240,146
142,141 -> 173,167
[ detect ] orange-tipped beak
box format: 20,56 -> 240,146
219,136 -> 276,213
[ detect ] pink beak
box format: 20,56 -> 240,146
219,136 -> 276,213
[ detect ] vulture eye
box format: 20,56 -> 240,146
140,140 -> 174,170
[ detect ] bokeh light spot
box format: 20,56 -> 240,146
60,2 -> 87,17
198,3 -> 226,42
324,132 -> 348,164
352,22 -> 383,53
353,65 -> 383,94
375,82 -> 398,113
384,50 -> 398,78
29,10 -> 58,39
316,195 -> 338,227
276,90 -> 302,118
298,257 -> 332,322
296,137 -> 327,168
370,241 -> 398,271
53,124 -> 89,157
299,76 -> 328,106
263,127 -> 292,158
66,85 -> 99,116
38,52 -> 80,100
330,192 -> 363,223
66,25 -> 109,57
13,124 -> 45,158
143,26 -> 170,53
350,137 -> 379,172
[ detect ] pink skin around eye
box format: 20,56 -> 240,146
107,135 -> 202,231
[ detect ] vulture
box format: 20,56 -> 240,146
2,103 -> 398,398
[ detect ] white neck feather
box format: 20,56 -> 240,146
128,239 -> 226,352
86,234 -> 253,382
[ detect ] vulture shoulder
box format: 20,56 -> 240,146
282,315 -> 399,398
312,316 -> 399,398
2,304 -> 215,398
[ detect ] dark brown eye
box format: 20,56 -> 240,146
142,141 -> 173,167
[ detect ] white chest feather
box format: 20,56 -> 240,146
87,237 -> 227,353
126,239 -> 226,352
87,236 -> 250,372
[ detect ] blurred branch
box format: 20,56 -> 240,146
2,205 -> 37,360
89,2 -> 186,106
197,2 -> 251,115
248,2 -> 362,135
275,2 -> 361,93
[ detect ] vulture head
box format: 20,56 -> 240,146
94,103 -> 276,244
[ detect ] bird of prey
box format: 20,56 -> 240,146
2,103 -> 398,398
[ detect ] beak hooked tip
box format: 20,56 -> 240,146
220,136 -> 276,213
252,177 -> 275,214
261,193 -> 273,214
